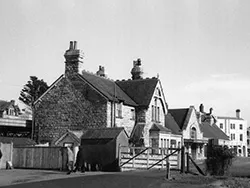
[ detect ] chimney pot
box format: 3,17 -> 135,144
209,108 -> 213,115
199,104 -> 204,113
73,41 -> 77,49
69,41 -> 74,50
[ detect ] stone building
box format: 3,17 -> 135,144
34,41 -> 175,147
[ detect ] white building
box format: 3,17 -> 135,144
247,127 -> 250,157
216,109 -> 248,157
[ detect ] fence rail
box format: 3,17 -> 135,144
119,146 -> 182,171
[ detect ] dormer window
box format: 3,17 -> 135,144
191,127 -> 197,139
9,109 -> 14,116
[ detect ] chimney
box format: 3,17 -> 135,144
64,41 -> 84,77
209,108 -> 213,115
199,104 -> 204,113
10,100 -> 15,105
236,109 -> 241,119
131,58 -> 143,80
96,65 -> 106,77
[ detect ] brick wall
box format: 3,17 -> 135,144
34,75 -> 108,144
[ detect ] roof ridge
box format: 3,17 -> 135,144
116,77 -> 157,82
82,70 -> 114,81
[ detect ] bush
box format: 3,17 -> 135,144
206,145 -> 235,176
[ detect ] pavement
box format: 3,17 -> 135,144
0,169 -> 113,187
0,169 -> 219,188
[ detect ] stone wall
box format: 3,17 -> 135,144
34,75 -> 108,144
115,104 -> 135,137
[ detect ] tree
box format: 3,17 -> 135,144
19,76 -> 49,108
19,76 -> 49,140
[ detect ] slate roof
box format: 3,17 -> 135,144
165,113 -> 182,135
168,108 -> 189,130
79,72 -> 137,107
149,123 -> 172,133
81,127 -> 127,140
0,137 -> 36,146
116,78 -> 158,107
54,129 -> 84,145
0,100 -> 20,114
200,122 -> 229,140
0,100 -> 10,111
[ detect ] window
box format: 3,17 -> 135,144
247,140 -> 250,145
151,105 -> 155,121
248,131 -> 249,136
230,123 -> 235,129
161,138 -> 163,148
157,107 -> 160,122
151,98 -> 161,122
231,134 -> 235,140
63,142 -> 73,147
170,139 -> 176,148
240,124 -> 243,130
167,139 -> 169,148
131,109 -> 135,120
220,123 -> 223,129
240,134 -> 243,141
191,127 -> 197,139
116,103 -> 122,118
163,139 -> 166,148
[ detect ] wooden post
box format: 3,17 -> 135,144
161,148 -> 164,168
132,147 -> 135,168
180,146 -> 185,173
147,149 -> 149,168
186,152 -> 189,173
166,160 -> 170,179
118,144 -> 121,167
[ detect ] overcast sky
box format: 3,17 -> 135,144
0,0 -> 250,123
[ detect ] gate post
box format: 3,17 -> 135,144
132,147 -> 135,168
186,152 -> 189,173
180,146 -> 185,173
166,161 -> 170,179
147,149 -> 149,168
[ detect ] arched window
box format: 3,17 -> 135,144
191,127 -> 197,139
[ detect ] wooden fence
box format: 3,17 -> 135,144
119,146 -> 182,171
12,146 -> 68,170
0,143 -> 13,169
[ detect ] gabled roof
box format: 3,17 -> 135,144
149,123 -> 172,133
200,122 -> 229,140
0,100 -> 20,114
81,127 -> 127,140
0,100 -> 11,111
168,108 -> 189,130
54,129 -> 84,145
79,72 -> 137,107
165,113 -> 182,135
0,137 -> 36,146
116,78 -> 158,107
